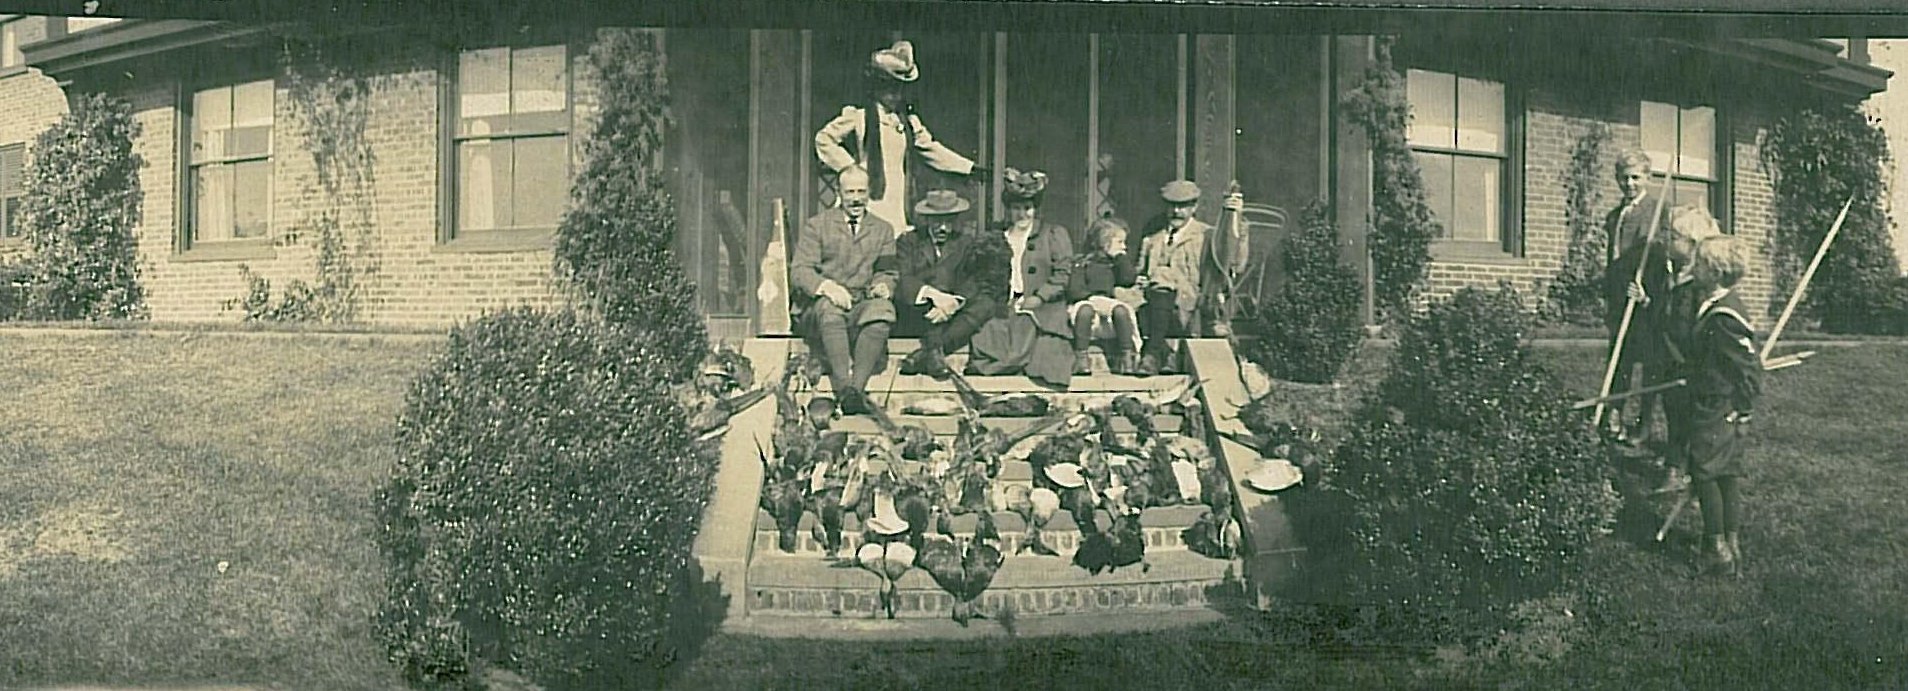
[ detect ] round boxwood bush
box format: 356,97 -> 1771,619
376,307 -> 717,689
1240,200 -> 1365,384
1294,287 -> 1617,638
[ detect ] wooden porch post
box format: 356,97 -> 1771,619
1192,34 -> 1237,225
754,30 -> 803,336
1332,35 -> 1378,327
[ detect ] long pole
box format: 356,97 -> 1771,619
1594,173 -> 1677,428
1762,196 -> 1854,361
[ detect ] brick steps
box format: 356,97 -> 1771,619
828,413 -> 1185,437
746,551 -> 1244,619
754,505 -> 1213,557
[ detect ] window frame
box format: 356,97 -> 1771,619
437,36 -> 580,252
1,18 -> 24,75
1639,98 -> 1731,232
174,58 -> 278,260
1,142 -> 25,244
1401,64 -> 1527,259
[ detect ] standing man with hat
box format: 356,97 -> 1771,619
894,189 -> 997,378
1135,179 -> 1243,375
791,165 -> 898,415
816,39 -> 987,237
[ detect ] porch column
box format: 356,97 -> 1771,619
1192,34 -> 1236,223
754,30 -> 803,336
1331,35 -> 1377,326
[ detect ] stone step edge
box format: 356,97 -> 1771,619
721,606 -> 1231,639
754,523 -> 1197,558
758,504 -> 1212,534
746,576 -> 1245,619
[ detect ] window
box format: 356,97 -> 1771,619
1641,100 -> 1717,212
1407,68 -> 1513,249
1,143 -> 24,240
447,44 -> 571,241
2,20 -> 21,70
185,79 -> 274,246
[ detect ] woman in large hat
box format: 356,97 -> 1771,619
962,168 -> 1081,388
816,40 -> 987,236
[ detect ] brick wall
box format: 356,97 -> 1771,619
0,17 -> 70,262
1420,82 -> 1787,322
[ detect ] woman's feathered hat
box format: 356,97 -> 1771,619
1000,168 -> 1048,205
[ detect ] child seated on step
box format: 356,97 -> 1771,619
1066,217 -> 1142,375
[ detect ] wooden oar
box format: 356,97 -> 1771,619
1573,351 -> 1818,411
1762,196 -> 1854,361
1594,173 -> 1677,428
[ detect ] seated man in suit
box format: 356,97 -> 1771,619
896,189 -> 998,379
791,165 -> 899,414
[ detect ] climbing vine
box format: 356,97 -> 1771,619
223,32 -> 381,323
1541,123 -> 1613,326
1341,36 -> 1440,323
1760,105 -> 1904,333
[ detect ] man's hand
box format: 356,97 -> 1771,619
969,164 -> 991,178
1627,281 -> 1649,306
1223,192 -> 1245,212
926,304 -> 953,323
869,282 -> 893,300
817,280 -> 855,310
924,287 -> 964,317
1019,295 -> 1044,311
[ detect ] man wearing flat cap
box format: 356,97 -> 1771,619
894,189 -> 994,378
816,40 -> 987,237
791,165 -> 898,415
1135,179 -> 1243,375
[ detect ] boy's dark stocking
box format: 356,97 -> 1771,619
815,306 -> 855,392
1695,478 -> 1724,537
1072,307 -> 1097,352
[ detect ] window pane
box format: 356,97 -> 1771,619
511,45 -> 567,115
233,159 -> 271,239
1671,179 -> 1710,211
1456,77 -> 1504,154
3,24 -> 20,69
229,126 -> 272,159
193,86 -> 232,163
1413,151 -> 1455,239
1640,100 -> 1677,174
233,80 -> 274,128
511,135 -> 567,228
194,164 -> 234,242
1406,69 -> 1456,149
457,140 -> 509,232
1679,105 -> 1715,180
459,48 -> 510,136
0,145 -> 22,196
1453,156 -> 1502,242
3,197 -> 18,238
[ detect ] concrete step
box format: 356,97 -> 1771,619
828,412 -> 1185,437
754,504 -> 1213,557
810,370 -> 1190,395
746,550 -> 1245,619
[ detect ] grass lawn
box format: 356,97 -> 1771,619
0,331 -> 437,690
1,331 -> 1904,690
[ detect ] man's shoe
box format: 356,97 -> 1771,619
1703,534 -> 1736,577
837,388 -> 871,416
1072,352 -> 1093,376
1134,354 -> 1161,377
900,348 -> 943,377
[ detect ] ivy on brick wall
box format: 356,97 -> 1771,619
1760,105 -> 1906,334
553,27 -> 708,380
1341,36 -> 1441,324
19,92 -> 148,320
223,32 -> 383,323
1540,123 -> 1612,327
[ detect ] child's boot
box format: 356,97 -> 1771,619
1726,531 -> 1742,569
1704,534 -> 1736,577
1073,351 -> 1093,376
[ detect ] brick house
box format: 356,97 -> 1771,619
7,17 -> 1890,333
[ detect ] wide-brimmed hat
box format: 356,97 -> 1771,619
915,189 -> 971,216
1001,168 -> 1048,204
1043,462 -> 1086,489
865,489 -> 912,535
1161,179 -> 1201,204
868,40 -> 920,83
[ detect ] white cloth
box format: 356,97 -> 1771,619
869,105 -> 912,236
1006,226 -> 1031,297
1067,295 -> 1141,353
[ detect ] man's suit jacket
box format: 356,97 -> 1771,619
790,208 -> 899,300
895,224 -> 980,307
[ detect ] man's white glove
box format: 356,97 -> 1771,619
1223,192 -> 1245,212
816,280 -> 855,310
918,286 -> 965,318
868,282 -> 893,300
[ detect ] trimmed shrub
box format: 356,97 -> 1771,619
376,308 -> 719,690
19,92 -> 147,320
1296,287 -> 1617,639
1241,201 -> 1365,384
1762,106 -> 1902,333
554,28 -> 707,380
1342,36 -> 1440,324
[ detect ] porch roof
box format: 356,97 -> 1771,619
20,18 -> 1891,99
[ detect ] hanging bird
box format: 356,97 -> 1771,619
856,539 -> 917,620
953,512 -> 1007,626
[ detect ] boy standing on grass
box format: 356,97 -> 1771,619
1631,205 -> 1721,494
1680,234 -> 1764,577
1603,150 -> 1676,445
